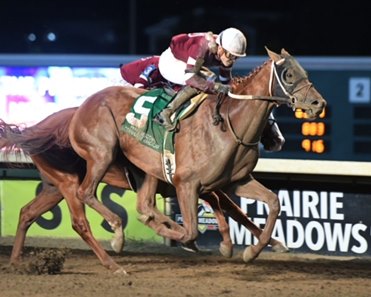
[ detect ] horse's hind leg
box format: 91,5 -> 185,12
10,183 -> 63,265
59,177 -> 126,273
69,108 -> 124,253
215,190 -> 288,253
76,158 -> 125,253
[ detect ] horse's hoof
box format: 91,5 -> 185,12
242,246 -> 257,263
111,239 -> 123,253
181,241 -> 199,253
9,258 -> 21,266
137,214 -> 154,225
113,266 -> 128,274
219,242 -> 233,258
271,242 -> 290,253
111,230 -> 125,253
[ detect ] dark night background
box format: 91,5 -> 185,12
0,0 -> 369,56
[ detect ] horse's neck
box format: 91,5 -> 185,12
230,64 -> 274,145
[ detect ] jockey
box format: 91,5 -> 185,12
119,50 -> 285,152
154,28 -> 246,131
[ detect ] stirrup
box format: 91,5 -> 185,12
153,113 -> 177,131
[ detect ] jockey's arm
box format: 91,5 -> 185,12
184,58 -> 218,93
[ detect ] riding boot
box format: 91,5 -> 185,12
155,86 -> 198,131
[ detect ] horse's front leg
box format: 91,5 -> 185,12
227,177 -> 281,263
136,175 -> 183,234
174,181 -> 200,251
201,192 -> 233,258
215,190 -> 288,254
136,174 -> 187,241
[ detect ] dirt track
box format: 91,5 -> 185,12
0,241 -> 370,297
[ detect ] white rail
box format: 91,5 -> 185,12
255,158 -> 371,177
1,152 -> 370,177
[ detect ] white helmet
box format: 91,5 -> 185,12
216,27 -> 247,57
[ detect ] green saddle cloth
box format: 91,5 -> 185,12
121,88 -> 176,153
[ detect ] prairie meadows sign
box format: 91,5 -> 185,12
230,190 -> 370,255
172,187 -> 371,256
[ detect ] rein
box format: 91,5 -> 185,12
227,93 -> 290,103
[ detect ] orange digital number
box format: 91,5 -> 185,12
296,108 -> 326,119
317,123 -> 325,136
301,139 -> 311,152
301,139 -> 325,153
312,140 -> 325,153
295,109 -> 306,119
319,109 -> 326,118
301,122 -> 325,136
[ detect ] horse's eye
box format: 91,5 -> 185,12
281,69 -> 294,85
285,70 -> 294,81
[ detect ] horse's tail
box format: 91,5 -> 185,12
0,120 -> 21,149
0,108 -> 77,160
0,119 -> 29,161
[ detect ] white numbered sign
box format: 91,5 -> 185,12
349,77 -> 370,103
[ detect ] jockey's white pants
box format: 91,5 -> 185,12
159,47 -> 194,86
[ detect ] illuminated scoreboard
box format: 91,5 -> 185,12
269,106 -> 330,157
235,57 -> 371,162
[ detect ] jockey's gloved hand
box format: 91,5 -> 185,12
214,82 -> 230,95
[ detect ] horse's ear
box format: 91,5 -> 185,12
265,46 -> 281,62
281,48 -> 291,57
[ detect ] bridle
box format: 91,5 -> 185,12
225,59 -> 313,147
227,59 -> 313,110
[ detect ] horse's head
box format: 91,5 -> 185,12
266,47 -> 326,118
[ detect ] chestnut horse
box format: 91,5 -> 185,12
68,48 -> 326,263
0,108 -> 287,273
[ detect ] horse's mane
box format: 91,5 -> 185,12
231,59 -> 270,91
